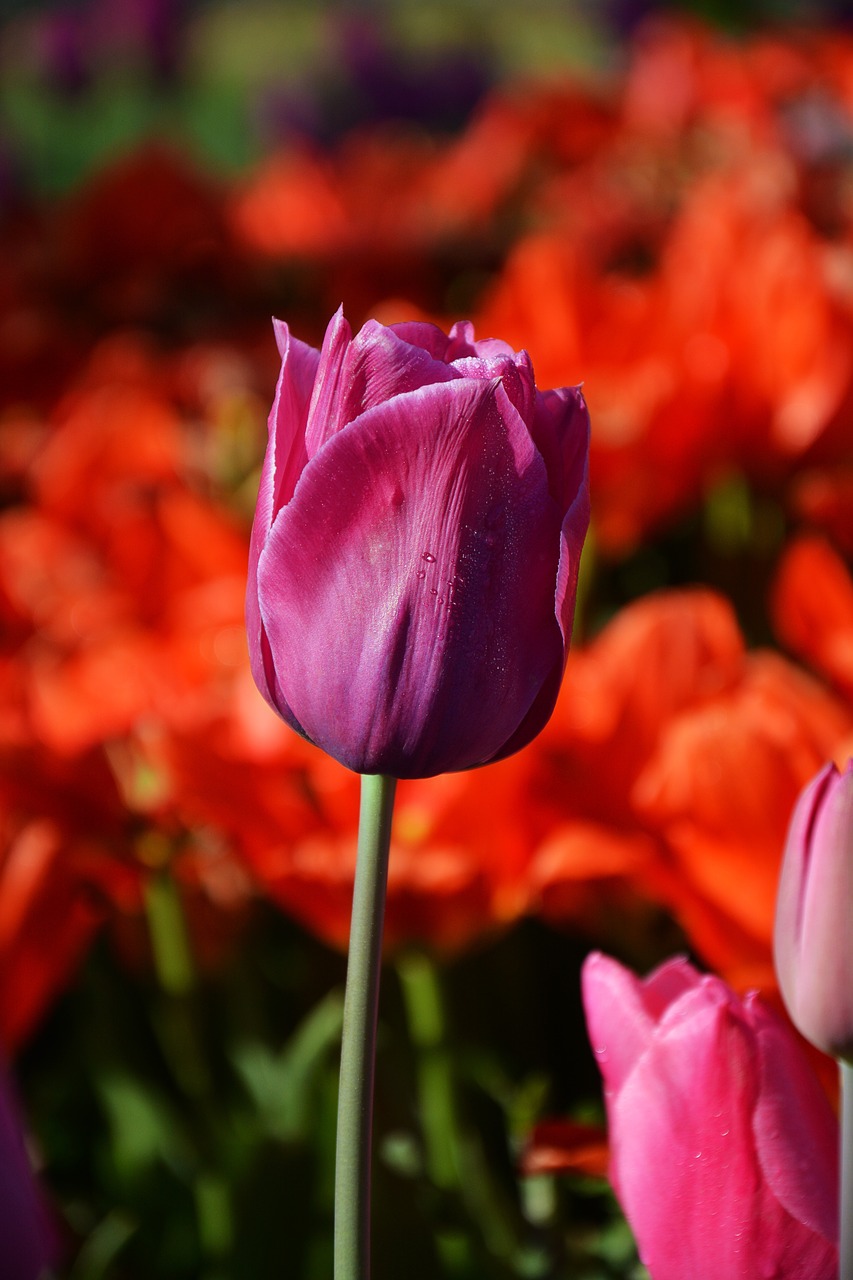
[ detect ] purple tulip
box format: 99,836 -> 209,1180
582,952 -> 839,1280
0,1064 -> 58,1279
247,309 -> 589,778
775,759 -> 853,1062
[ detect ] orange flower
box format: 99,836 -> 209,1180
0,664 -> 143,1050
634,651 -> 850,985
789,468 -> 853,557
772,534 -> 853,703
529,590 -> 852,987
164,707 -> 545,954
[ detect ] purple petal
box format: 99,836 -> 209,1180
246,318 -> 319,710
388,320 -> 454,360
445,320 -> 516,360
257,377 -> 563,777
474,385 -> 589,763
304,306 -> 352,458
332,320 -> 462,430
451,350 -> 535,420
544,389 -> 591,649
268,318 -> 321,516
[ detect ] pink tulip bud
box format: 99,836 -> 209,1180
775,759 -> 853,1062
582,952 -> 838,1280
247,309 -> 590,778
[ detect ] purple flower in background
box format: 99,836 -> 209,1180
247,308 -> 589,779
0,1064 -> 58,1279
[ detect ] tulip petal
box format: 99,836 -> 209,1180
775,760 -> 853,1060
257,377 -> 563,776
532,387 -> 591,646
445,321 -> 516,360
612,986 -> 775,1280
749,995 -> 838,1244
586,959 -> 839,1280
246,319 -> 319,711
388,320 -> 454,361
486,387 -> 590,763
304,306 -> 352,458
268,318 -> 322,514
582,952 -> 657,1094
332,320 -> 462,433
583,954 -> 703,1095
799,763 -> 853,1059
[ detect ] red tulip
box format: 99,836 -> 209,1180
775,759 -> 853,1062
582,952 -> 838,1279
247,309 -> 589,778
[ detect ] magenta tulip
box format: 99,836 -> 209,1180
775,759 -> 853,1062
247,308 -> 590,778
582,952 -> 838,1280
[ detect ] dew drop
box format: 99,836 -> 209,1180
430,588 -> 438,596
438,596 -> 444,605
422,552 -> 436,563
416,570 -> 426,580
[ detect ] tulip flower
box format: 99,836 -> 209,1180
582,952 -> 838,1280
247,307 -> 590,779
775,762 -> 853,1280
246,308 -> 590,1280
774,759 -> 853,1063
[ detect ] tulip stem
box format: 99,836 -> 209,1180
842,1061 -> 853,1280
334,772 -> 397,1280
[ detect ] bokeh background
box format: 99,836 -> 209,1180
3,0 -> 853,1276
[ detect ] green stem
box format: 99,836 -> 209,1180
842,1061 -> 853,1280
334,773 -> 397,1280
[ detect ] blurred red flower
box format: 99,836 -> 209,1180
530,589 -> 852,987
772,533 -> 853,704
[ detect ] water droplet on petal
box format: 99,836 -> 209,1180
416,570 -> 426,580
422,552 -> 436,563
